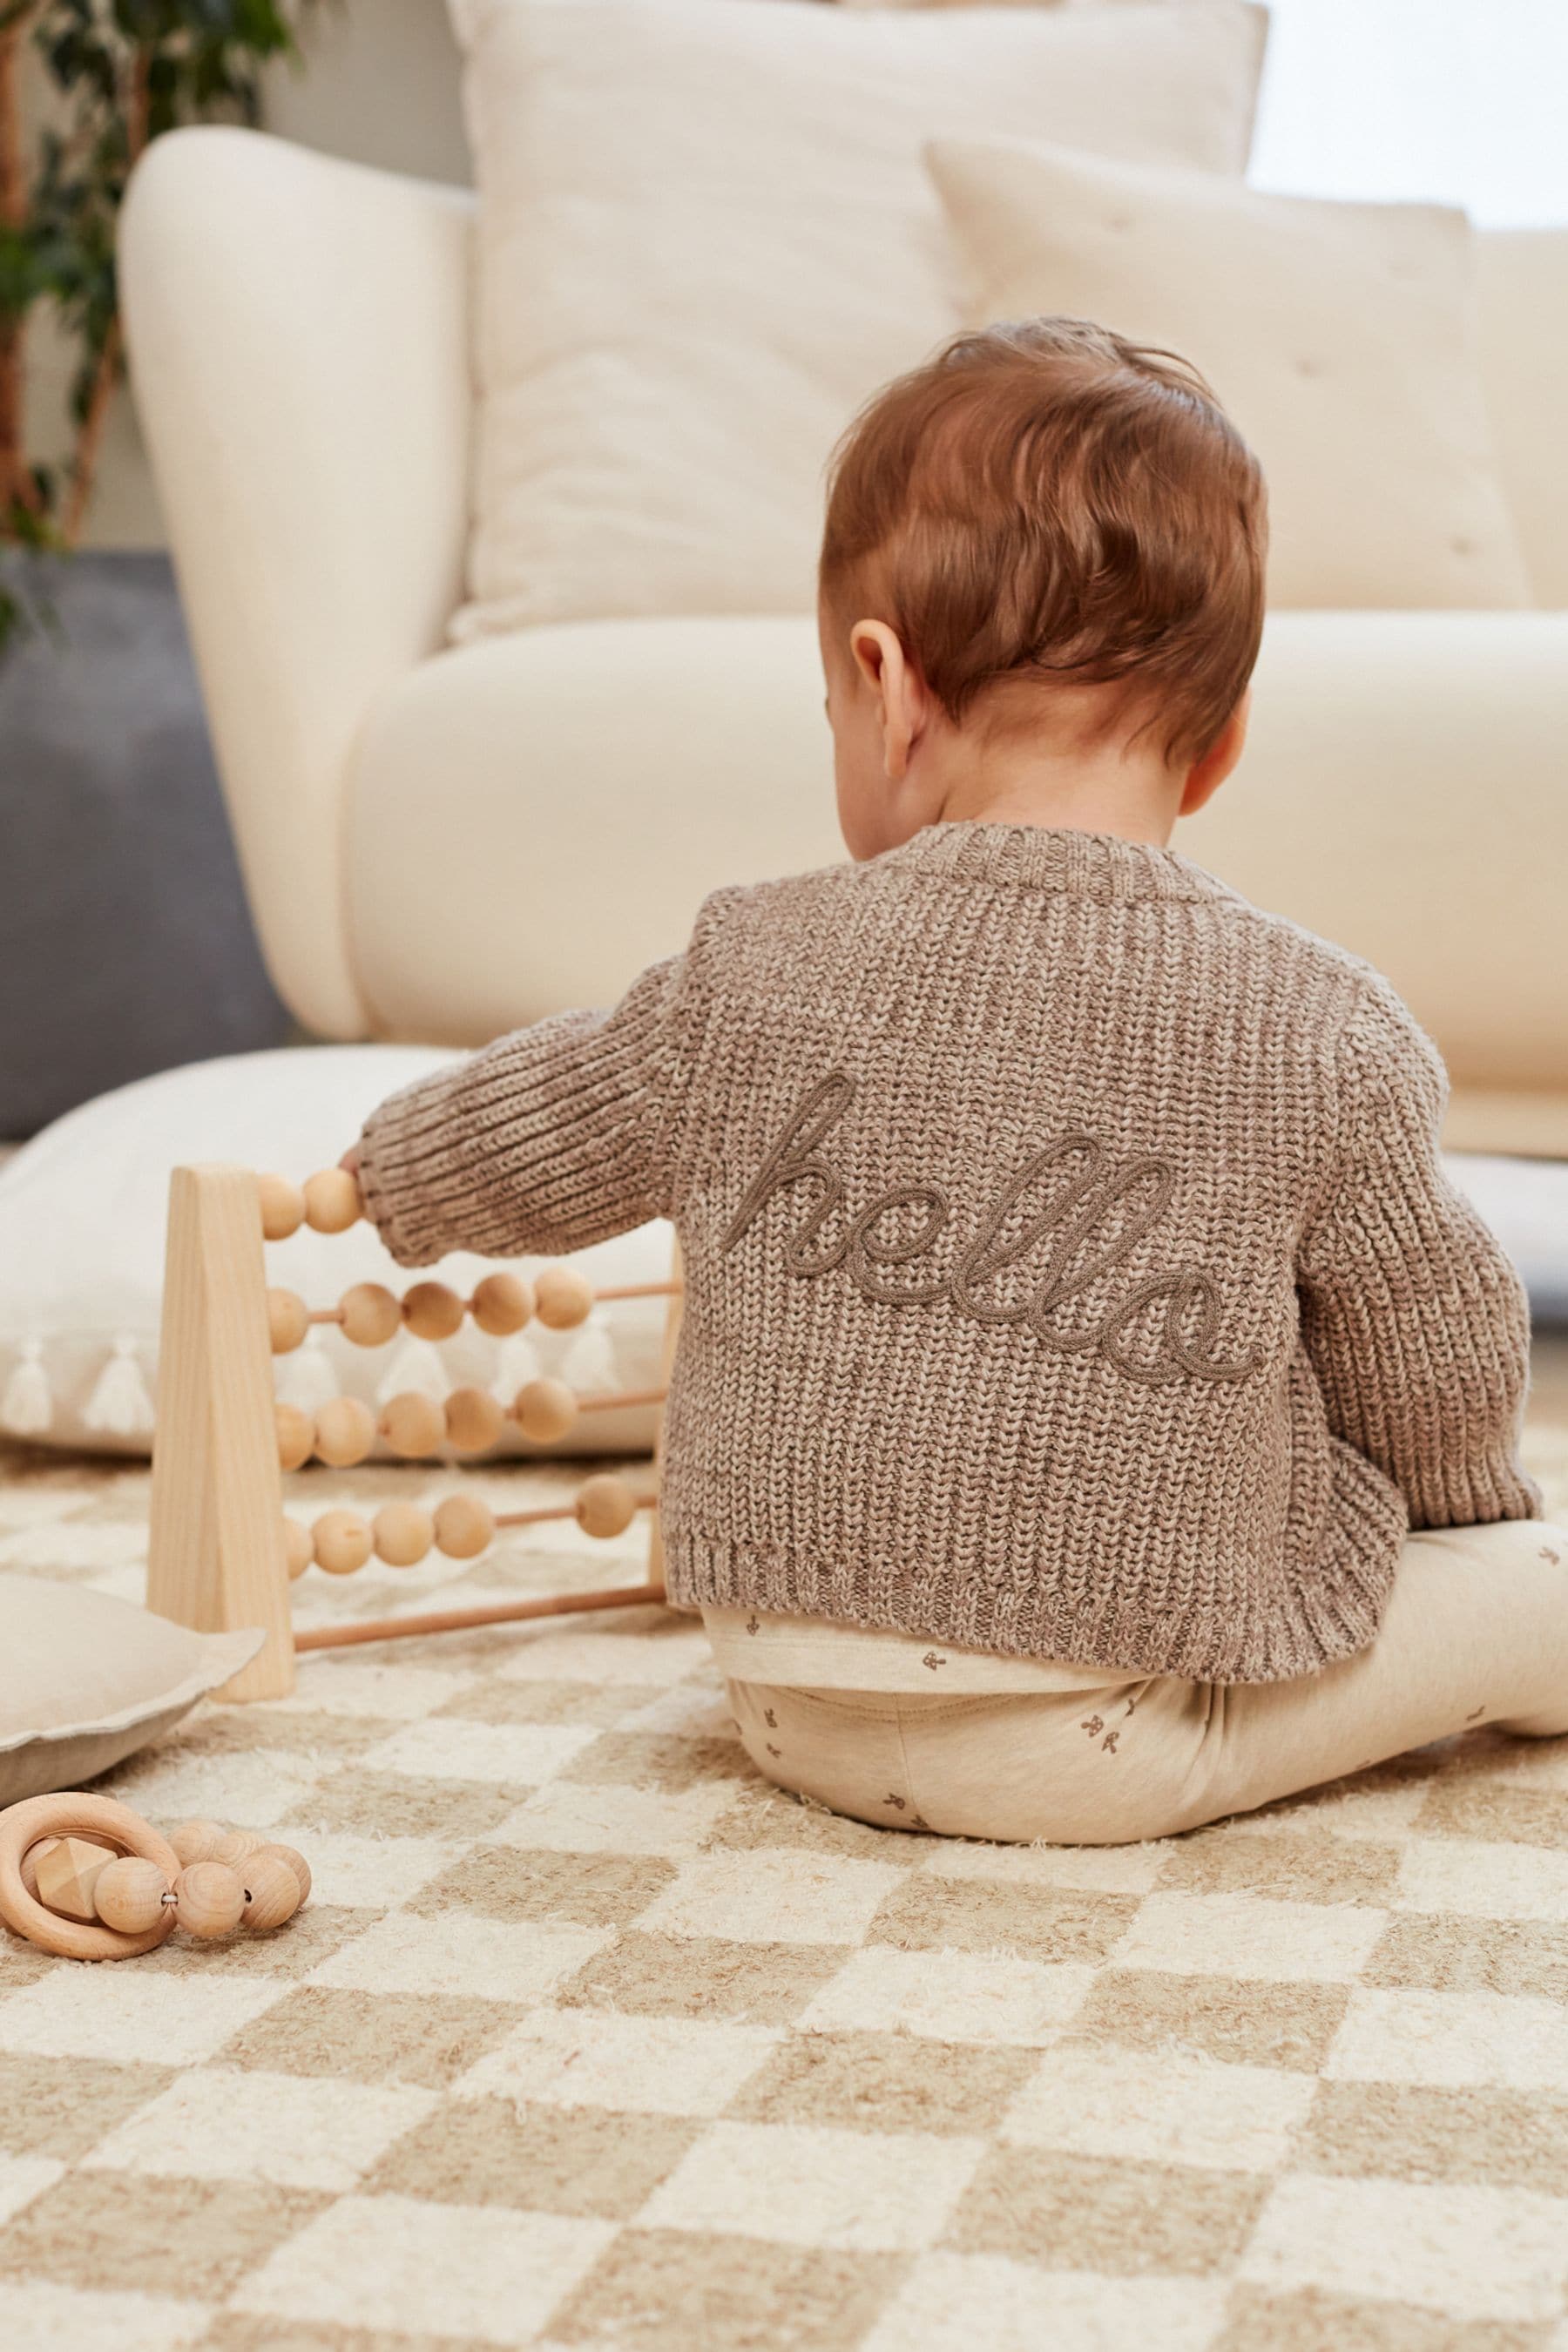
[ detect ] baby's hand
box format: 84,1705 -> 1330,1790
339,1145 -> 362,1179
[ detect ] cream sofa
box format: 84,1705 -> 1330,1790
120,128 -> 1568,1155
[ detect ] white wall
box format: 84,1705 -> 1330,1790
260,0 -> 468,187
1251,0 -> 1568,226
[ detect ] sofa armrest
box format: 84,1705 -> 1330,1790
119,128 -> 473,1038
1182,611 -> 1568,1148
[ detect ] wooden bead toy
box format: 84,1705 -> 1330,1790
32,1835 -> 115,1922
0,1795 -> 308,1961
282,1516 -> 314,1579
258,1842 -> 312,1904
275,1402 -> 314,1472
169,1818 -> 226,1869
313,1508 -> 374,1576
445,1386 -> 505,1454
380,1390 -> 446,1458
94,1856 -> 174,1935
434,1493 -> 496,1559
211,1828 -> 267,1869
314,1394 -> 376,1468
21,1832 -> 112,1903
402,1280 -> 465,1342
534,1264 -> 595,1329
339,1281 -> 401,1348
575,1473 -> 639,1539
267,1287 -> 310,1355
257,1173 -> 306,1241
303,1166 -> 362,1233
470,1271 -> 534,1336
514,1376 -> 578,1444
241,1850 -> 305,1931
172,1861 -> 246,1938
373,1502 -> 435,1567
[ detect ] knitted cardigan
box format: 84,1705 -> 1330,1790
357,822 -> 1538,1682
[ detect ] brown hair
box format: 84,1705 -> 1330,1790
819,317 -> 1267,764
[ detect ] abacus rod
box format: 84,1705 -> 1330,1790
493,1491 -> 657,1530
590,1281 -> 682,1302
294,1578 -> 666,1651
307,1308 -> 343,1326
575,1386 -> 668,1415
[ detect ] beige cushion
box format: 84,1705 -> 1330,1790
449,0 -> 1267,637
1476,232 -> 1568,609
0,1575 -> 261,1805
927,135 -> 1531,612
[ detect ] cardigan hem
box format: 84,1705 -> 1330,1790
664,1521 -> 1403,1687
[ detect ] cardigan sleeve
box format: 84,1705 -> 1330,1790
355,952 -> 693,1268
1297,975 -> 1539,1531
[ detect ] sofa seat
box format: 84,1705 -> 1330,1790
344,606 -> 1568,1156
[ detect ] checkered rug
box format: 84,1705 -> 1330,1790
3,1395 -> 1568,2351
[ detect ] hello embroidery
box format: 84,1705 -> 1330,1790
721,1072 -> 1260,1389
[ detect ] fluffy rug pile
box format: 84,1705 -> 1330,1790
1,1373 -> 1566,2350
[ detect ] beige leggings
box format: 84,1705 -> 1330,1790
727,1521 -> 1568,1846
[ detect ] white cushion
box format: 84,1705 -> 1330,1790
926,135 -> 1531,612
0,1047 -> 674,1457
0,1576 -> 261,1806
449,0 -> 1267,637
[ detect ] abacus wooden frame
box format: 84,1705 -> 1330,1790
146,1163 -> 679,1702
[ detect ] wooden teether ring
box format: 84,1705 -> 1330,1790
0,1794 -> 180,1961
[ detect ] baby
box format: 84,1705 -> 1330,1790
354,317 -> 1566,1845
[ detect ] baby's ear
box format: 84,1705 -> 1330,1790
849,618 -> 901,693
851,622 -> 927,784
1179,692 -> 1250,818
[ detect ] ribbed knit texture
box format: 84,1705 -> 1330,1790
358,822 -> 1539,1682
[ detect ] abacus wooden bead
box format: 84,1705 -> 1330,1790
534,1264 -> 594,1330
276,1402 -> 314,1472
514,1376 -> 578,1444
373,1503 -> 435,1567
282,1516 -> 313,1581
575,1472 -> 639,1539
170,1819 -> 226,1869
470,1271 -> 534,1336
267,1288 -> 310,1355
445,1386 -> 504,1454
240,1850 -> 303,1932
339,1281 -> 402,1348
380,1390 -> 446,1458
303,1166 -> 362,1233
434,1493 -> 496,1559
258,1173 -> 305,1241
402,1281 -> 466,1342
174,1861 -> 245,1939
257,1843 -> 312,1905
314,1395 -> 377,1469
212,1829 -> 267,1870
313,1509 -> 374,1576
93,1856 -> 172,1936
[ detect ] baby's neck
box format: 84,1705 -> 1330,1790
926,730 -> 1185,850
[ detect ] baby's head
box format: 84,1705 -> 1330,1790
818,317 -> 1267,857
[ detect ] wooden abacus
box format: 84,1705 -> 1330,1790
146,1164 -> 681,1702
